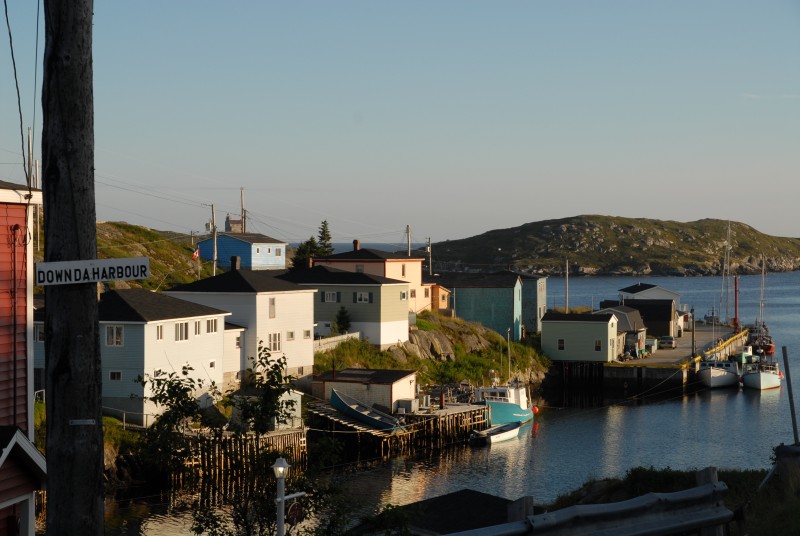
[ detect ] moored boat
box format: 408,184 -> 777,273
473,378 -> 535,425
741,359 -> 783,390
697,359 -> 741,389
330,389 -> 405,432
468,421 -> 523,447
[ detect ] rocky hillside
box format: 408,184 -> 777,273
431,215 -> 800,276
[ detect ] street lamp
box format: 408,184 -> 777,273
272,457 -> 306,536
272,457 -> 290,536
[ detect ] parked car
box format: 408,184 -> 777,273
658,335 -> 677,349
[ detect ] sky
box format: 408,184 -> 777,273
1,1 -> 798,247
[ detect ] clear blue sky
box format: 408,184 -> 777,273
1,1 -> 798,246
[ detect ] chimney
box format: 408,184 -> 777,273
353,239 -> 360,251
230,256 -> 241,271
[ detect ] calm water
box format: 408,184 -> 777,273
103,272 -> 800,533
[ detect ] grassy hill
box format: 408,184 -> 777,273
430,215 -> 800,276
34,221 -> 216,292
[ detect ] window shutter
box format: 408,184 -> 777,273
353,292 -> 357,303
369,292 -> 373,303
321,292 -> 326,303
337,292 -> 341,302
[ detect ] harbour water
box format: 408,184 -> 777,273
102,272 -> 800,534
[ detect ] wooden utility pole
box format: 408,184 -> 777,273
42,1 -> 103,535
211,204 -> 217,275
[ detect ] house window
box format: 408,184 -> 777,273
106,325 -> 124,347
323,291 -> 338,303
441,295 -> 446,302
175,322 -> 189,341
402,264 -> 406,277
298,366 -> 304,376
235,335 -> 241,348
424,288 -> 430,298
410,289 -> 416,298
276,248 -> 282,257
109,371 -> 122,381
595,339 -> 602,351
268,332 -> 281,352
267,247 -> 272,254
356,291 -> 371,303
156,325 -> 163,340
34,325 -> 45,342
209,360 -> 216,369
558,338 -> 565,351
256,247 -> 260,253
304,330 -> 311,339
269,297 -> 276,318
207,319 -> 218,333
356,264 -> 364,273
287,331 -> 295,341
195,321 -> 201,335
400,291 -> 408,301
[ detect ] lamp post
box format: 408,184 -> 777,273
272,457 -> 306,536
272,457 -> 289,536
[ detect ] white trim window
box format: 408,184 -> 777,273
235,335 -> 241,349
268,332 -> 281,352
400,291 -> 408,301
156,325 -> 164,341
34,325 -> 45,343
356,291 -> 370,304
322,291 -> 339,303
106,325 -> 124,347
175,322 -> 189,341
109,371 -> 122,381
195,321 -> 202,335
303,330 -> 311,339
269,297 -> 276,319
287,331 -> 295,341
206,318 -> 218,333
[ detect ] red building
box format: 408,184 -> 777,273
0,181 -> 45,536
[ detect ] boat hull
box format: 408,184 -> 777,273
330,389 -> 403,431
484,400 -> 533,426
469,421 -> 523,447
697,362 -> 740,389
742,370 -> 782,390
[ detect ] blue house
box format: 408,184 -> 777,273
197,232 -> 287,270
424,272 -> 523,341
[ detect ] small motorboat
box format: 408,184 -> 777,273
468,421 -> 523,447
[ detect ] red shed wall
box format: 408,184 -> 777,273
0,204 -> 30,433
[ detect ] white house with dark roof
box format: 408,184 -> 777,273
197,232 -> 287,270
33,289 -> 231,426
312,368 -> 417,414
312,239 -> 432,313
619,283 -> 681,309
595,304 -> 648,358
165,265 -> 317,391
541,312 -> 621,362
277,265 -> 410,349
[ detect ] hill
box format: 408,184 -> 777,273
34,221 -> 216,291
430,215 -> 800,276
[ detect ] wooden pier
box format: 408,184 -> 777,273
306,401 -> 488,465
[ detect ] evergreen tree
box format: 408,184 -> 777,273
291,235 -> 319,270
317,220 -> 334,256
335,306 -> 352,333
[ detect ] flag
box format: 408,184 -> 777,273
192,248 -> 200,261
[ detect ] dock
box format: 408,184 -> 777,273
306,401 -> 488,465
554,324 -> 747,398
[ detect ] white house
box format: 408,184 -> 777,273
277,265 -> 410,349
165,264 -> 317,392
541,312 -> 620,362
34,289 -> 231,426
312,368 -> 418,414
619,283 -> 681,309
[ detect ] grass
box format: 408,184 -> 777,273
547,465 -> 800,536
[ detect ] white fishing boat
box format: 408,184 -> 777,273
468,421 -> 523,447
741,359 -> 783,390
697,359 -> 741,389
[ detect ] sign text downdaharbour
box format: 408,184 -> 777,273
36,258 -> 150,286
